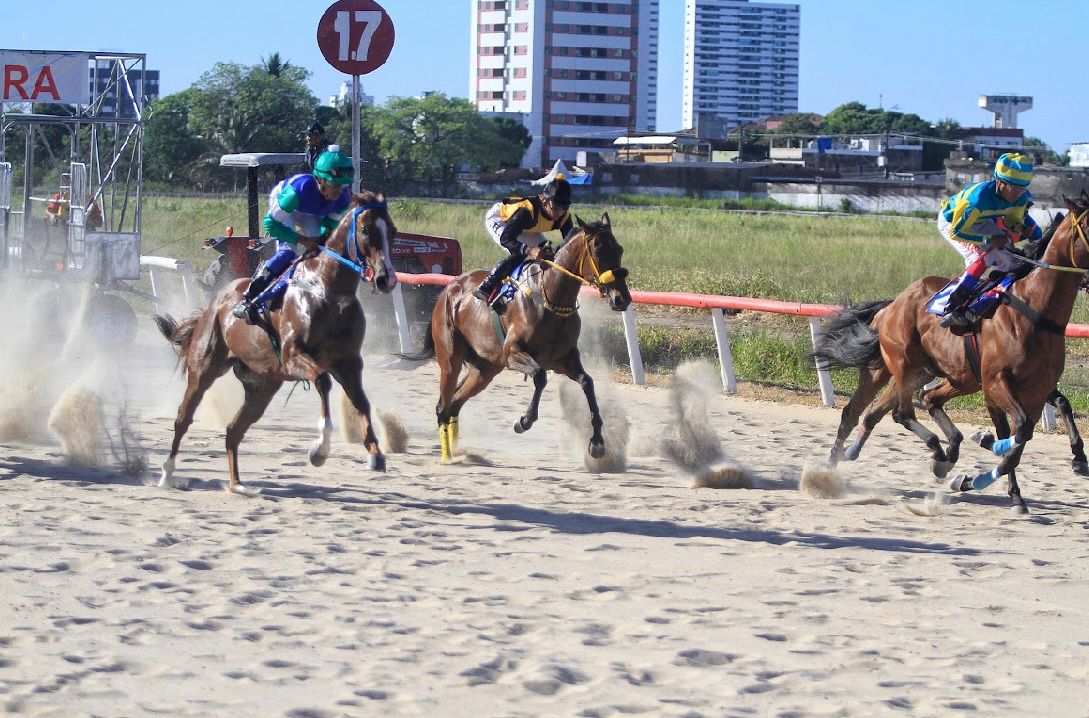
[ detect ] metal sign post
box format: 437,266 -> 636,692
316,0 -> 395,192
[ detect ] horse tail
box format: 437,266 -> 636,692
395,318 -> 435,361
810,299 -> 892,370
154,312 -> 201,358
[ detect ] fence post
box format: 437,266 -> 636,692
809,316 -> 836,407
390,282 -> 411,353
710,308 -> 737,394
621,305 -> 645,385
1042,403 -> 1057,432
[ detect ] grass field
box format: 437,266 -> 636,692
138,194 -> 1089,412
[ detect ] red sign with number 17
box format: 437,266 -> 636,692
317,0 -> 395,76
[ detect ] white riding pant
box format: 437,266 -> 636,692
937,212 -> 1019,272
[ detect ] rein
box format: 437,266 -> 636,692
318,201 -> 387,277
1019,209 -> 1089,275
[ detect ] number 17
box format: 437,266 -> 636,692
334,10 -> 383,63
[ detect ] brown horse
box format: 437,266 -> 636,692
423,213 -> 631,462
812,194 -> 1089,513
154,192 -> 398,493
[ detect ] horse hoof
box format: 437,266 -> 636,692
158,474 -> 189,490
368,453 -> 387,472
308,446 -> 328,467
229,483 -> 261,497
948,474 -> 971,492
1010,503 -> 1029,516
969,430 -> 994,449
588,440 -> 606,459
1072,460 -> 1089,477
931,460 -> 954,479
513,417 -> 530,434
844,442 -> 862,461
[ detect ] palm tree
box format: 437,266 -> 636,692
261,52 -> 291,77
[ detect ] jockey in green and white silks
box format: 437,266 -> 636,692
232,147 -> 355,324
926,152 -> 1044,329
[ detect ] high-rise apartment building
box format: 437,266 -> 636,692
88,59 -> 159,119
682,0 -> 799,131
470,0 -> 658,168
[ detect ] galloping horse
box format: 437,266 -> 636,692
155,192 -> 398,492
812,194 -> 1089,513
427,213 -> 631,462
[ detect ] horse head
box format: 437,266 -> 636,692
570,212 -> 631,312
325,191 -> 399,293
1059,191 -> 1089,271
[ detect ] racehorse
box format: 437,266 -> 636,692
155,192 -> 398,493
812,194 -> 1089,513
424,213 -> 631,463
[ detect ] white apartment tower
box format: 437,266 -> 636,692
470,0 -> 659,168
682,0 -> 799,131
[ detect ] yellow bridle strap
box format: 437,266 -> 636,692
1069,210 -> 1089,270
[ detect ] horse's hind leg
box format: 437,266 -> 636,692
514,369 -> 548,434
160,355 -> 230,489
920,381 -> 973,478
831,364 -> 890,465
225,370 -> 283,493
309,373 -> 333,467
1048,389 -> 1089,476
331,356 -> 385,471
556,349 -> 606,459
443,364 -> 502,458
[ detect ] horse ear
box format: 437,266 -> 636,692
601,211 -> 610,226
575,214 -> 586,229
1064,194 -> 1078,212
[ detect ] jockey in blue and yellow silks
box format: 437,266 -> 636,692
926,152 -> 1043,329
231,146 -> 354,324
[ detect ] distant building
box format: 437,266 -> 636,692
469,0 -> 659,168
88,59 -> 158,118
682,0 -> 799,131
1068,143 -> 1089,168
956,127 -> 1024,160
329,81 -> 374,110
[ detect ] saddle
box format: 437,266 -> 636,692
486,259 -> 537,312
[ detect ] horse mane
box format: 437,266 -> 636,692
558,217 -> 610,250
1023,210 -> 1066,262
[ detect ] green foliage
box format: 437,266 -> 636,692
144,91 -> 210,184
1024,136 -> 1067,166
767,112 -> 821,135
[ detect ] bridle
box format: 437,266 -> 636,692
319,201 -> 388,278
540,227 -> 627,318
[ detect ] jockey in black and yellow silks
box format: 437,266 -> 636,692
473,174 -> 574,302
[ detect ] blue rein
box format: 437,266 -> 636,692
319,201 -> 386,276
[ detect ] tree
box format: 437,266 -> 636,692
1023,136 -> 1067,166
143,91 -> 211,184
370,92 -> 527,186
767,112 -> 822,135
482,117 -> 532,169
261,52 -> 292,77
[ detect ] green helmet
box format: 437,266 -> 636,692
313,147 -> 354,185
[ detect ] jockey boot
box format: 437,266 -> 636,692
473,254 -> 522,302
938,274 -> 979,329
231,271 -> 273,324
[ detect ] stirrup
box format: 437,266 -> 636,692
231,301 -> 250,319
472,286 -> 493,302
939,311 -> 974,329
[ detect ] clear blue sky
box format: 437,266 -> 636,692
6,0 -> 1085,152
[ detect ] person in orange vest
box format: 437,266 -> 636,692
45,187 -> 70,224
473,174 -> 573,302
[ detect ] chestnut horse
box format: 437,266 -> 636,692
155,192 -> 398,493
425,213 -> 631,462
812,194 -> 1089,513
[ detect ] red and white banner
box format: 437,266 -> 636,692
1,51 -> 89,104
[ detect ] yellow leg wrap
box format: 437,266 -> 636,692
439,422 -> 451,462
448,416 -> 459,448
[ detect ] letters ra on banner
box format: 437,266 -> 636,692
1,51 -> 91,105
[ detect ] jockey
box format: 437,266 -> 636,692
473,174 -> 574,302
231,146 -> 354,324
929,152 -> 1043,329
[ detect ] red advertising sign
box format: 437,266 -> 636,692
317,0 -> 395,76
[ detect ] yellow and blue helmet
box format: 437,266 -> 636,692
994,152 -> 1033,187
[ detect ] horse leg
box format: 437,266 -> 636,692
442,364 -> 502,458
919,381 -> 972,478
843,381 -> 898,462
330,356 -> 386,472
280,342 -> 323,383
433,302 -> 465,461
225,371 -> 283,494
514,369 -> 548,434
830,364 -> 890,465
1048,388 -> 1089,476
950,385 -> 1033,514
309,373 -> 333,467
555,350 -> 606,459
160,367 -> 226,489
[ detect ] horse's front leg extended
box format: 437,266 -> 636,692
514,369 -> 548,434
331,357 -> 385,472
557,350 -> 605,459
920,381 -> 971,478
309,373 -> 333,467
